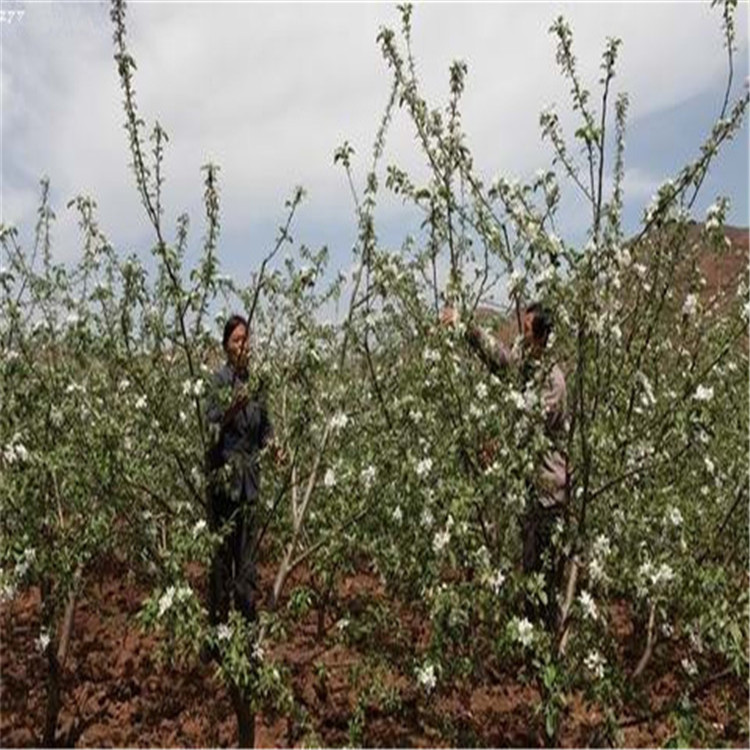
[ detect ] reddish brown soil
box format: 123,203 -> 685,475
1,554 -> 747,748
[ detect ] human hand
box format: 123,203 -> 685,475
440,306 -> 459,328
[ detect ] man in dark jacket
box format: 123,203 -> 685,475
205,314 -> 274,626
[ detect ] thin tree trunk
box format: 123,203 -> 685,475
229,682 -> 255,748
43,647 -> 62,747
633,602 -> 656,679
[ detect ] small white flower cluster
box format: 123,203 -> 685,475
135,395 -> 148,410
420,507 -> 434,530
423,348 -> 441,364
392,506 -> 403,523
578,589 -> 598,621
157,584 -> 193,618
1,582 -> 16,603
638,560 -> 675,595
681,657 -> 698,677
192,519 -> 207,538
323,468 -> 336,488
637,372 -> 656,409
513,617 -> 534,648
507,389 -> 526,411
14,547 -> 36,579
409,409 -> 424,424
330,412 -> 349,431
584,649 -> 606,679
508,268 -> 524,292
589,534 -> 611,585
415,457 -> 433,478
682,293 -> 698,317
432,527 -> 451,554
475,382 -> 488,400
181,379 -> 205,398
693,384 -> 714,402
216,623 -> 232,641
487,569 -> 506,595
416,662 -> 437,692
360,465 -> 376,489
35,629 -> 51,654
3,434 -> 30,465
50,407 -> 64,428
705,199 -> 726,231
666,506 -> 683,527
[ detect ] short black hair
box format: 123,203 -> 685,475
525,302 -> 552,344
222,314 -> 248,350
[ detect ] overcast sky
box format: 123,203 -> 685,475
2,1 -> 748,292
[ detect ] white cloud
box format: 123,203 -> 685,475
1,2 -> 746,265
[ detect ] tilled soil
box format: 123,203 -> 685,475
1,556 -> 747,748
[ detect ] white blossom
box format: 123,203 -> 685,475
689,630 -> 705,654
423,348 -> 441,364
488,569 -> 506,594
330,412 -> 349,431
415,457 -> 433,478
584,650 -> 606,679
508,268 -> 524,291
468,403 -> 483,419
693,385 -> 714,402
681,657 -> 698,676
360,465 -> 377,489
421,507 -> 434,529
157,586 -> 176,617
216,624 -> 232,641
323,468 -> 336,488
578,590 -> 598,620
1,583 -> 16,603
593,534 -> 611,559
14,548 -> 36,580
416,663 -> 437,692
135,395 -> 148,410
432,528 -> 451,553
392,506 -> 403,523
50,407 -> 63,427
515,617 -> 534,647
192,519 -> 207,538
704,457 -> 715,474
475,382 -> 488,400
35,630 -> 51,654
507,389 -> 526,410
667,506 -> 683,527
682,293 -> 698,317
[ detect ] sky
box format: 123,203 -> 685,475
1,1 -> 748,307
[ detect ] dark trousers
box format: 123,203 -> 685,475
522,500 -> 564,631
207,480 -> 257,626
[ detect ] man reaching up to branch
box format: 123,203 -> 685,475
441,302 -> 570,630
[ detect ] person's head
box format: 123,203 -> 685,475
222,314 -> 249,370
522,302 -> 552,355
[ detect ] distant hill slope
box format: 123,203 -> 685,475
473,223 -> 748,346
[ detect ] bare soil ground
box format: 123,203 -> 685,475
1,555 -> 747,748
